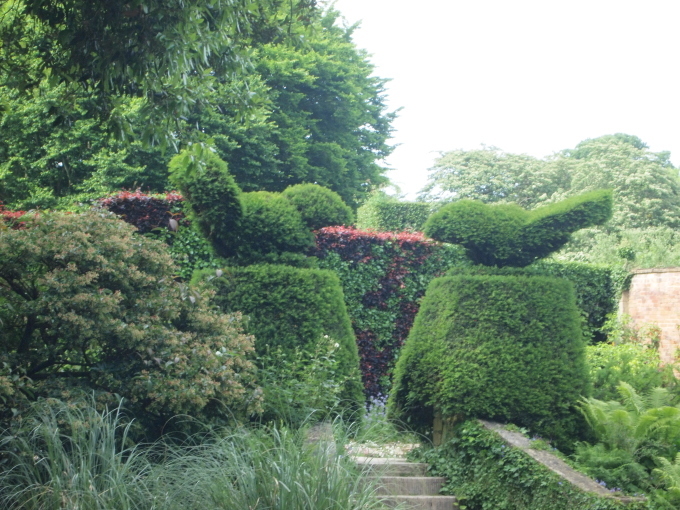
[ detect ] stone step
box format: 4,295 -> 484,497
354,457 -> 429,476
381,495 -> 459,510
370,475 -> 446,495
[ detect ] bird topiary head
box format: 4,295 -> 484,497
424,189 -> 613,267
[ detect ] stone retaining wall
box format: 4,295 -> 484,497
619,268 -> 680,364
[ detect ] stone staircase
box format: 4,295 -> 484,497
355,457 -> 459,510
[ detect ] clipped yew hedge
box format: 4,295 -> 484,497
206,263 -> 364,416
448,262 -> 630,341
390,274 -> 590,445
315,227 -> 468,398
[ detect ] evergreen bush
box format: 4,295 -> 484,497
0,211 -> 260,436
228,191 -> 315,265
282,183 -> 354,230
424,189 -> 613,267
389,274 -> 590,445
447,261 -> 629,341
168,149 -> 243,258
206,264 -> 364,417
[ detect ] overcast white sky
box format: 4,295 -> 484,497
330,0 -> 680,198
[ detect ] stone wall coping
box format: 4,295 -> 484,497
479,420 -> 646,505
631,267 -> 680,275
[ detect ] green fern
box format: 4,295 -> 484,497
575,382 -> 680,493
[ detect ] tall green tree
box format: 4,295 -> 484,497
552,136 -> 680,229
196,10 -> 395,208
418,146 -> 568,209
0,0 -> 275,145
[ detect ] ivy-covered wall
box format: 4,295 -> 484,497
314,227 -> 468,398
415,421 -> 647,510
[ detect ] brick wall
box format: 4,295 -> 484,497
619,268 -> 680,364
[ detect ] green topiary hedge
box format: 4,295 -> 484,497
424,190 -> 613,267
206,264 -> 364,416
227,191 -> 316,265
282,183 -> 354,230
356,192 -> 432,232
415,420 -> 647,510
389,274 -> 590,445
168,149 -> 242,258
447,261 -> 630,342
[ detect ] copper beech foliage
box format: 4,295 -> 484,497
0,210 -> 261,432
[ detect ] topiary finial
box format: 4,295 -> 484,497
424,189 -> 613,267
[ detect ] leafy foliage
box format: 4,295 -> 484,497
204,263 -> 364,417
314,227 -> 468,398
256,335 -> 348,428
0,0 -> 268,146
356,192 -> 432,232
414,420 -> 647,510
226,191 -> 315,265
587,319 -> 678,402
449,261 -> 628,342
0,211 -> 260,435
575,383 -> 680,496
281,183 -> 354,230
553,226 -> 680,270
424,190 -> 613,267
389,274 -> 590,445
168,149 -> 243,258
98,190 -> 184,233
419,146 -> 568,208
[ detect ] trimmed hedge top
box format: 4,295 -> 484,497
424,189 -> 613,267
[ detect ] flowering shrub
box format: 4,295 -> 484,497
0,211 -> 260,436
314,227 -> 468,398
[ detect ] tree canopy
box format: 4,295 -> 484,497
0,6 -> 394,209
420,135 -> 680,230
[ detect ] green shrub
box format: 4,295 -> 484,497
424,189 -> 613,267
256,336 -> 348,428
448,261 -> 629,341
356,192 -> 432,232
0,211 -> 260,435
587,340 -> 678,402
228,191 -> 315,265
414,420 -> 647,510
168,148 -> 243,258
205,264 -> 364,418
282,183 -> 354,230
389,274 -> 590,445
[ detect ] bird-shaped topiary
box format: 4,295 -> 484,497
423,189 -> 613,267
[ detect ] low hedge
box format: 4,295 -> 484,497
206,263 -> 364,416
389,274 -> 589,446
356,194 -> 432,232
415,420 -> 647,510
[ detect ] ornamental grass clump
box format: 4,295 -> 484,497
0,399 -> 386,510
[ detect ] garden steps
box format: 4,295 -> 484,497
354,456 -> 459,510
